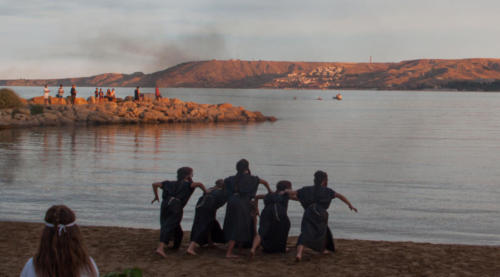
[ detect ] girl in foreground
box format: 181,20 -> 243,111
186,179 -> 227,255
151,167 -> 207,257
290,170 -> 357,261
250,180 -> 292,256
223,159 -> 272,258
21,205 -> 99,277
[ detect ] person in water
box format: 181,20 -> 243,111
20,205 -> 99,277
250,180 -> 293,256
151,167 -> 208,258
289,170 -> 357,261
186,179 -> 227,255
223,159 -> 272,258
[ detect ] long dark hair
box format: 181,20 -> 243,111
34,205 -> 96,277
313,170 -> 328,201
177,167 -> 193,185
234,159 -> 250,193
276,180 -> 292,192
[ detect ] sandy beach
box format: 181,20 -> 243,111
1,221 -> 499,277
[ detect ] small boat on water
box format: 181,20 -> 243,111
317,96 -> 323,101
334,93 -> 343,100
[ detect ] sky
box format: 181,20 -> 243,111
1,0 -> 500,79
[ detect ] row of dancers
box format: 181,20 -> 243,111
151,159 -> 358,261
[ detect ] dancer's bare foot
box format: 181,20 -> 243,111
323,250 -> 331,255
249,249 -> 256,258
295,255 -> 302,262
155,248 -> 167,258
186,249 -> 197,256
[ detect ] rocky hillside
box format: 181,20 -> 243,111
3,59 -> 500,90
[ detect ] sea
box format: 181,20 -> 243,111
1,86 -> 499,245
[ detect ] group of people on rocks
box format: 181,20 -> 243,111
42,84 -> 78,105
134,86 -> 163,101
94,88 -> 116,102
151,159 -> 358,261
42,85 -> 164,105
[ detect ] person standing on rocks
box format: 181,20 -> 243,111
57,84 -> 64,98
134,86 -> 141,101
94,88 -> 99,100
155,87 -> 162,100
43,85 -> 50,105
70,84 -> 77,105
110,88 -> 116,102
98,88 -> 104,102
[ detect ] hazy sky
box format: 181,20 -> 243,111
1,0 -> 500,79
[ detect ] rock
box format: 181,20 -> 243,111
170,98 -> 184,106
50,97 -> 67,105
3,96 -> 276,128
74,98 -> 88,105
124,96 -> 134,101
29,96 -> 46,105
87,111 -> 113,124
13,108 -> 31,116
104,102 -> 118,112
74,107 -> 91,121
218,103 -> 233,109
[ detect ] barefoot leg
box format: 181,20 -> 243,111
186,241 -> 198,256
250,235 -> 261,257
156,242 -> 167,258
226,240 -> 239,258
296,244 -> 304,262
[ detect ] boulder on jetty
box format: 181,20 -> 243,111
0,97 -> 276,128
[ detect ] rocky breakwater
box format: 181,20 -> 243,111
0,97 -> 276,128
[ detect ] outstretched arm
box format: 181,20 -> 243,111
191,182 -> 208,194
285,189 -> 299,201
259,178 -> 272,193
335,192 -> 358,212
151,182 -> 163,204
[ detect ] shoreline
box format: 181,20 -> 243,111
0,96 -> 276,129
2,221 -> 499,276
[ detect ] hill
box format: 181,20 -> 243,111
3,59 -> 500,90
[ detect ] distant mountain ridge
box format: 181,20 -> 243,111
3,59 -> 500,91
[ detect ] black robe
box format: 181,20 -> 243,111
159,180 -> 194,248
223,174 -> 259,244
190,188 -> 227,245
258,192 -> 290,253
296,186 -> 336,252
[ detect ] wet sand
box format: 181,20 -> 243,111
1,221 -> 499,277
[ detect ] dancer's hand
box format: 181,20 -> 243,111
151,196 -> 159,204
349,205 -> 358,213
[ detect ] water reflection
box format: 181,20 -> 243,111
0,129 -> 23,185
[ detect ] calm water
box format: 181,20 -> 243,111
1,87 -> 500,245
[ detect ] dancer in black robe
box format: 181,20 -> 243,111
223,159 -> 272,258
250,180 -> 292,256
186,179 -> 227,255
151,167 -> 207,258
290,170 -> 358,261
